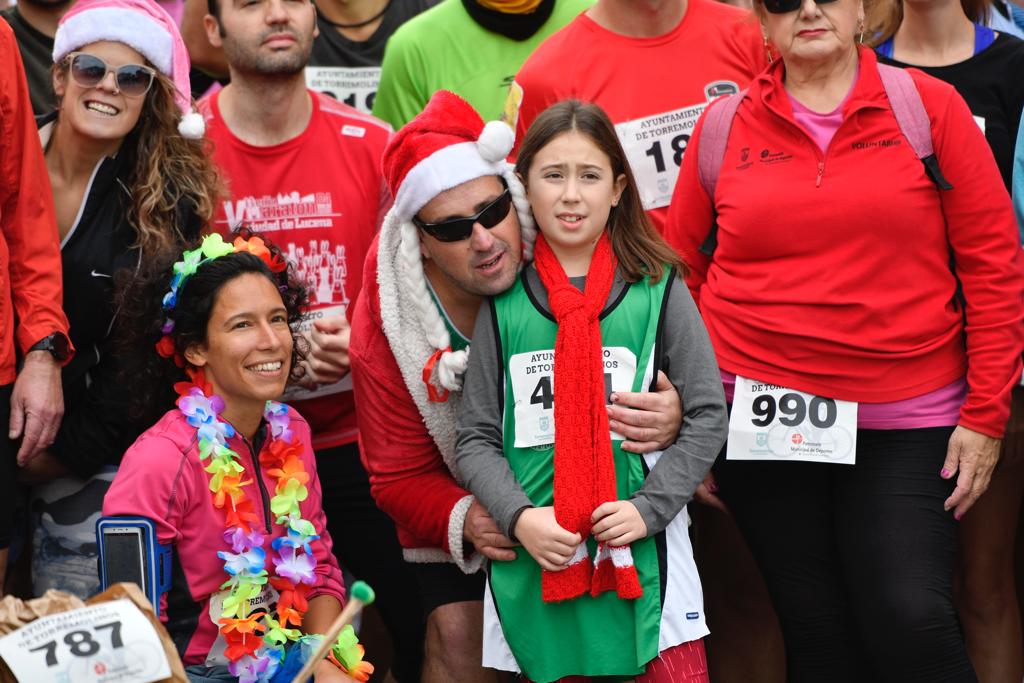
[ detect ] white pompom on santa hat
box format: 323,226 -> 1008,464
384,91 -> 521,224
52,0 -> 205,139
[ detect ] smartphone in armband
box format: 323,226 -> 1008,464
96,516 -> 172,616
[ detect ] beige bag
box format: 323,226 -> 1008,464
0,582 -> 186,683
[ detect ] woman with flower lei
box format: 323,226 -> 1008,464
104,233 -> 371,683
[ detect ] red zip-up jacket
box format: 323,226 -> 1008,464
349,238 -> 471,561
666,47 -> 1024,438
0,21 -> 70,385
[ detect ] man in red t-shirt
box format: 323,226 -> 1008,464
197,1 -> 423,679
506,0 -> 767,234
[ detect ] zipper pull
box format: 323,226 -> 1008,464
816,161 -> 824,188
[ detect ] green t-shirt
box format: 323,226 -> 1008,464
427,279 -> 471,351
372,0 -> 592,129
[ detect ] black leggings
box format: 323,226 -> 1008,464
0,385 -> 18,548
315,443 -> 425,682
715,427 -> 977,683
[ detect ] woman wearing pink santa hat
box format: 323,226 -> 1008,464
19,0 -> 222,599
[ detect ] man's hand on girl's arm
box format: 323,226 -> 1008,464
464,499 -> 517,561
607,371 -> 682,454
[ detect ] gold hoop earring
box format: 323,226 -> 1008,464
858,23 -> 865,44
763,33 -> 774,64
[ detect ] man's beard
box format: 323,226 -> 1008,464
249,52 -> 308,75
223,30 -> 312,77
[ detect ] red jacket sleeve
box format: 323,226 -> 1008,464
664,99 -> 721,306
919,71 -> 1024,437
349,267 -> 471,553
0,23 -> 70,363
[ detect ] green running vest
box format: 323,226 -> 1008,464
488,269 -> 671,682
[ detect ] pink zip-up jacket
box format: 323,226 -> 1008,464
103,405 -> 345,667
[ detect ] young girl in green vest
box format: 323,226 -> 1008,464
454,100 -> 728,683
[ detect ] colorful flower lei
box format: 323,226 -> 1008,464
175,368 -> 373,682
157,233 -> 287,364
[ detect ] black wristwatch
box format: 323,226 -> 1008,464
28,332 -> 71,362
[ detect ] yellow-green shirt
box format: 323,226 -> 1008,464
372,0 -> 593,129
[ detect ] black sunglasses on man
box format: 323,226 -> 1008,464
412,178 -> 513,243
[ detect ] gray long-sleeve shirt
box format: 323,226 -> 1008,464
454,265 -> 728,539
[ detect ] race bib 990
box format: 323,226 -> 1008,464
727,376 -> 857,465
509,347 -> 637,448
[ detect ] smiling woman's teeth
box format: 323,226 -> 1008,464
85,102 -> 118,116
250,361 -> 282,372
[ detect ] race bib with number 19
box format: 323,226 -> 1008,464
304,66 -> 380,114
727,376 -> 857,465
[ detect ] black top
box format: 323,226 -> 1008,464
307,0 -> 434,111
37,115 -> 203,477
461,0 -> 555,40
310,0 -> 435,66
1,6 -> 55,116
879,32 -> 1024,190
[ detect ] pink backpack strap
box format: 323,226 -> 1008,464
876,63 -> 953,189
695,91 -> 746,256
876,64 -> 932,159
697,90 -> 748,202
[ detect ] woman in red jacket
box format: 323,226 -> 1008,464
664,0 -> 1024,679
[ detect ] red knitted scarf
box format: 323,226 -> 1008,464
533,231 -> 642,603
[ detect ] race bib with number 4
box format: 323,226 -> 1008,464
0,599 -> 171,683
509,347 -> 637,448
727,376 -> 857,465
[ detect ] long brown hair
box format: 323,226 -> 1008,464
52,63 -> 221,258
515,100 -> 685,284
866,0 -> 990,45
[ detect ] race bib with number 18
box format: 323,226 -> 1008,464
613,82 -> 740,211
727,376 -> 857,465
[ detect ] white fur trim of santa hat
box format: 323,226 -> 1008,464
54,7 -> 172,73
53,0 -> 204,139
393,141 -> 510,227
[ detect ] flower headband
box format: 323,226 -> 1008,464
156,233 -> 288,363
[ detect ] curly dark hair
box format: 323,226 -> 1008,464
116,232 -> 308,426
